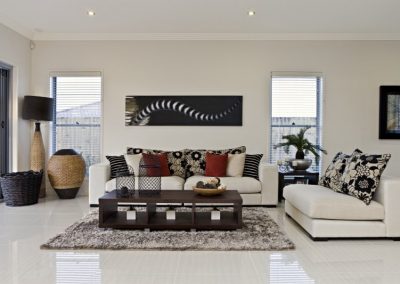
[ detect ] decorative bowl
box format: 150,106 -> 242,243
289,159 -> 312,171
193,187 -> 226,196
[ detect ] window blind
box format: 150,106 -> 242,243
269,74 -> 323,171
50,75 -> 102,172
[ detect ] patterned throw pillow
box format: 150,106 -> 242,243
318,149 -> 363,191
106,155 -> 129,179
242,154 -> 263,180
338,153 -> 391,205
185,146 -> 246,177
126,148 -> 186,178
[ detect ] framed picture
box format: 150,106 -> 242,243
379,86 -> 400,139
125,96 -> 242,126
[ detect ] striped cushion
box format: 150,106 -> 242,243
243,154 -> 263,180
106,155 -> 129,179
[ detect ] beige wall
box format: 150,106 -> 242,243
0,23 -> 31,172
31,40 -> 400,179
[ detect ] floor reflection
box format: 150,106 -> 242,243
269,253 -> 315,283
56,252 -> 101,284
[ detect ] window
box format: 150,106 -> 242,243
50,73 -> 102,172
269,72 -> 323,171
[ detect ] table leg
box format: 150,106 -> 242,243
99,199 -> 117,227
234,202 -> 243,227
146,203 -> 156,224
192,203 -> 196,226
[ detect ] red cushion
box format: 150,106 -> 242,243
205,153 -> 228,177
142,153 -> 170,177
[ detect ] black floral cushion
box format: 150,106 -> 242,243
126,147 -> 186,178
338,153 -> 391,205
184,146 -> 246,177
318,149 -> 363,191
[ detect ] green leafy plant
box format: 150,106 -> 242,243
274,126 -> 327,161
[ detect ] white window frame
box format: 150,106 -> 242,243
49,71 -> 103,169
269,71 -> 323,172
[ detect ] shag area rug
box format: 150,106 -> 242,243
41,207 -> 295,251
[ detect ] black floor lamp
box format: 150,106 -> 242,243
22,95 -> 54,198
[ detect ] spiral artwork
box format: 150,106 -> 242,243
125,96 -> 242,126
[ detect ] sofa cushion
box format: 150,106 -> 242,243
142,153 -> 170,176
205,153 -> 228,177
339,153 -> 391,205
184,176 -> 261,194
161,176 -> 185,189
105,176 -> 185,192
124,153 -> 142,177
243,154 -> 263,180
283,184 -> 384,220
185,146 -> 246,177
226,153 -> 246,177
126,148 -> 186,178
106,155 -> 129,178
318,149 -> 362,191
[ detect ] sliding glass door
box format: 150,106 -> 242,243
0,66 -> 10,175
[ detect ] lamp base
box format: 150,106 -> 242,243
31,122 -> 46,198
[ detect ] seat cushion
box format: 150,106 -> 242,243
184,176 -> 261,194
283,184 -> 384,220
105,176 -> 185,192
161,176 -> 185,189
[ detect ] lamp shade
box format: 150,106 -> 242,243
22,96 -> 54,121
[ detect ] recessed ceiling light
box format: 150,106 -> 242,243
87,10 -> 96,16
248,10 -> 255,16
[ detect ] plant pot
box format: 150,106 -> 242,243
289,159 -> 312,171
295,150 -> 305,159
47,149 -> 86,199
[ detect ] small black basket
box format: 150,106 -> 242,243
116,166 -> 135,198
0,170 -> 43,206
138,155 -> 161,196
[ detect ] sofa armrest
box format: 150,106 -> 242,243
373,176 -> 400,237
259,163 -> 278,205
89,162 -> 111,205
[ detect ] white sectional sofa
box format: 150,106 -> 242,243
283,176 -> 400,240
89,161 -> 279,206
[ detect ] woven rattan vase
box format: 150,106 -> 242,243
47,149 -> 86,199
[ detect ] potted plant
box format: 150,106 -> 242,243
274,126 -> 327,170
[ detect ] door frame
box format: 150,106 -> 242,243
0,62 -> 12,174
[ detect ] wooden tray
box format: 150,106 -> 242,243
193,187 -> 226,196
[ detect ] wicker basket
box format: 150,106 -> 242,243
47,149 -> 86,199
0,171 -> 42,206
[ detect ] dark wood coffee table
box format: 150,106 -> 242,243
99,190 -> 243,230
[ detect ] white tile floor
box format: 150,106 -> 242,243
1,197 -> 400,284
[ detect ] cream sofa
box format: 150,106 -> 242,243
283,176 -> 400,240
89,161 -> 279,206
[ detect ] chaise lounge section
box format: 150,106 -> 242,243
284,176 -> 400,240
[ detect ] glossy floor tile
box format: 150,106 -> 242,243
1,196 -> 400,283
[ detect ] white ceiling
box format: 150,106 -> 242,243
1,0 -> 400,40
